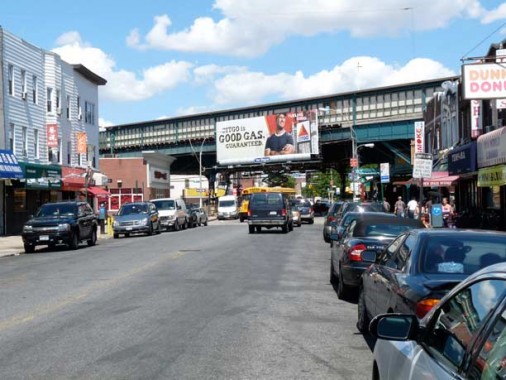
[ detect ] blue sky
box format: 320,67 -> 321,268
2,0 -> 506,127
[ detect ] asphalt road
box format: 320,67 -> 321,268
0,218 -> 374,380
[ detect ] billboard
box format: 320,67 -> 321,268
216,110 -> 319,165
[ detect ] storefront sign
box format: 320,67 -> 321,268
46,124 -> 59,148
471,100 -> 483,138
477,127 -> 506,168
414,121 -> 425,154
448,142 -> 477,175
21,163 -> 61,189
478,165 -> 506,187
463,63 -> 506,99
380,163 -> 390,183
76,132 -> 87,154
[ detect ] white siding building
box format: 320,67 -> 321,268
0,27 -> 106,234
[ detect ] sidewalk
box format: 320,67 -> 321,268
0,233 -> 112,258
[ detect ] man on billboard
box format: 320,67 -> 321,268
264,113 -> 295,156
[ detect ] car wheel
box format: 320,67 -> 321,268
203,219 -> 208,226
289,222 -> 294,232
309,218 -> 314,224
156,222 -> 161,234
249,225 -> 255,234
240,216 -> 244,223
125,233 -> 130,238
113,233 -> 119,239
174,221 -> 180,231
256,226 -> 261,232
69,231 -> 79,250
282,223 -> 288,233
183,219 -> 188,230
323,232 -> 330,243
147,223 -> 153,236
87,229 -> 97,246
336,266 -> 349,300
24,243 -> 35,253
357,287 -> 370,333
48,243 -> 56,250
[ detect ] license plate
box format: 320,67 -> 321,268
39,235 -> 49,241
126,227 -> 132,231
269,211 -> 277,215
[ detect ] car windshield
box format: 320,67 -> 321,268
36,204 -> 77,217
152,200 -> 175,210
351,203 -> 385,213
118,204 -> 148,215
422,235 -> 506,274
219,200 -> 235,207
359,223 -> 417,237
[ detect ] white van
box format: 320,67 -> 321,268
217,195 -> 239,220
151,198 -> 189,231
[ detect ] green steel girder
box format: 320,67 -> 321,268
320,120 -> 416,144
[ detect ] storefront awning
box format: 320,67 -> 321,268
0,150 -> 23,179
394,172 -> 459,187
86,186 -> 110,197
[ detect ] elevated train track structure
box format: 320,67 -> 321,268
99,76 -> 458,178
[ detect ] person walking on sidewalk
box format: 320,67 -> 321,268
98,203 -> 107,234
394,196 -> 406,218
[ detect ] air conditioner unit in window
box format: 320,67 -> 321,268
78,112 -> 82,120
21,92 -> 27,100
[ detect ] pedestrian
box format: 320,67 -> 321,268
406,196 -> 419,219
98,202 -> 107,234
383,199 -> 391,213
394,196 -> 406,218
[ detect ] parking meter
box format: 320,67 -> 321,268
431,203 -> 444,228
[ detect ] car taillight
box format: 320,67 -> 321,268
248,210 -> 252,217
309,207 -> 313,213
282,209 -> 287,216
348,244 -> 367,262
415,298 -> 440,318
327,215 -> 336,223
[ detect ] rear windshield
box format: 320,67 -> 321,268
152,200 -> 175,210
219,200 -> 236,207
251,193 -> 284,206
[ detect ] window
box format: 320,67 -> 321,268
77,96 -> 82,119
22,126 -> 28,156
34,129 -> 39,158
85,101 -> 95,125
9,123 -> 15,152
56,89 -> 61,114
32,75 -> 38,104
8,64 -> 14,95
67,141 -> 72,165
47,88 -> 53,112
57,138 -> 62,164
66,95 -> 70,119
471,307 -> 506,378
424,279 -> 506,373
21,69 -> 27,99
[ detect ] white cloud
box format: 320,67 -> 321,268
209,56 -> 455,105
193,64 -> 247,84
52,31 -> 193,102
99,117 -> 115,128
482,3 -> 506,24
127,0 -> 496,57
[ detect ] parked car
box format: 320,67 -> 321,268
248,192 -> 293,233
187,205 -> 208,227
329,213 -> 424,299
113,202 -> 161,238
313,200 -> 330,216
323,201 -> 344,243
151,198 -> 189,231
370,262 -> 506,380
291,205 -> 302,227
357,229 -> 506,332
332,211 -> 395,247
22,201 -> 98,253
293,199 -> 314,224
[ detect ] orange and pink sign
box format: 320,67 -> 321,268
46,124 -> 58,148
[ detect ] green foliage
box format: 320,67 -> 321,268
302,169 -> 343,199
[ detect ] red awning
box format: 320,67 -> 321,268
86,186 -> 110,197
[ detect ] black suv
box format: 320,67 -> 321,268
247,192 -> 293,233
22,201 -> 98,253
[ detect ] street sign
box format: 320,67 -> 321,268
413,153 -> 432,179
380,162 -> 390,183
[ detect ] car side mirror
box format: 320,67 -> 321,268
329,226 -> 339,241
369,314 -> 419,340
